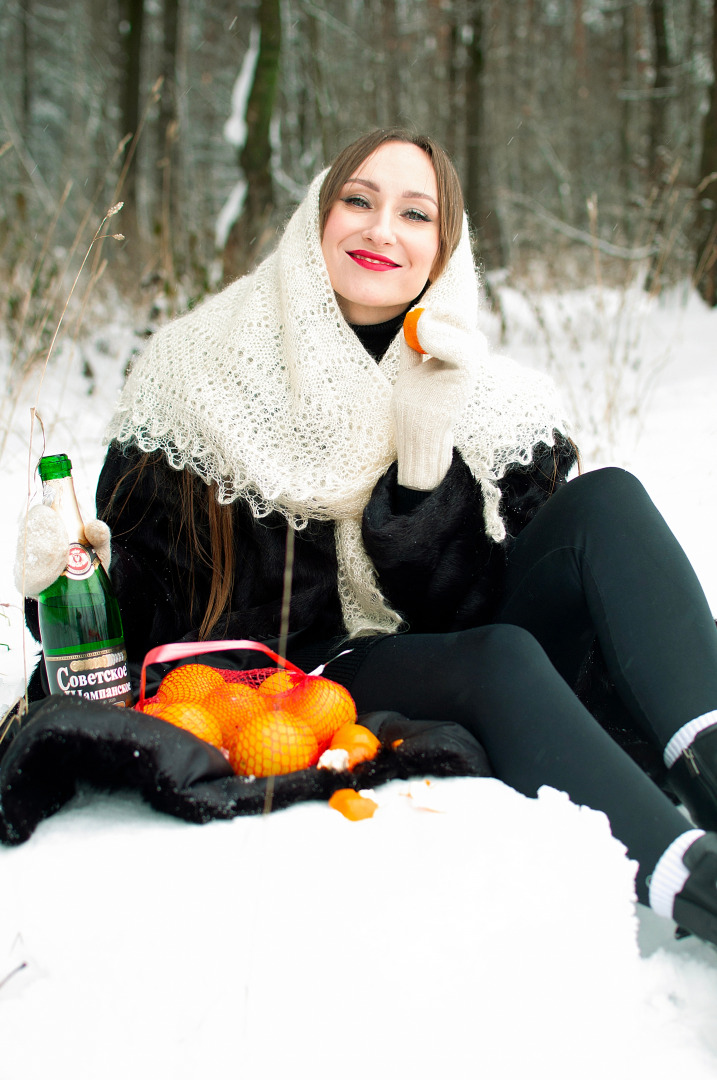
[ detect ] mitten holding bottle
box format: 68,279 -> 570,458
14,505 -> 112,598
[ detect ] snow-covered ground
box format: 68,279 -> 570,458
2,282 -> 717,1079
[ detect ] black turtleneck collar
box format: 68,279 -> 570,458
349,308 -> 408,361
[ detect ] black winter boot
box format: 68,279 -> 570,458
672,833 -> 717,947
666,723 -> 717,831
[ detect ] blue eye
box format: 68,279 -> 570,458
404,208 -> 431,223
342,195 -> 371,209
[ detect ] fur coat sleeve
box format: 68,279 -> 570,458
362,434 -> 577,633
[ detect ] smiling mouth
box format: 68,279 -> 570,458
347,250 -> 401,271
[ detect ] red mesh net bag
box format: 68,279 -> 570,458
135,639 -> 357,778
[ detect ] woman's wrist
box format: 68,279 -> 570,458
394,402 -> 454,491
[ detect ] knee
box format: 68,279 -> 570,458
464,623 -> 546,669
564,466 -> 647,514
573,465 -> 642,494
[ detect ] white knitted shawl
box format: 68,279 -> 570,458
107,171 -> 571,636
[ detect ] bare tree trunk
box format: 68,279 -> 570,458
620,3 -> 635,242
695,0 -> 717,305
20,0 -> 32,141
306,8 -> 329,163
223,0 -> 282,283
117,0 -> 145,242
643,0 -> 673,292
157,0 -> 182,289
464,0 -> 505,270
649,0 -> 671,184
446,14 -> 462,164
378,0 -> 399,127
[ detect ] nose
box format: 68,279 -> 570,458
362,208 -> 395,246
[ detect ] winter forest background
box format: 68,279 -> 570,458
1,0 -> 716,353
3,6 -> 717,1073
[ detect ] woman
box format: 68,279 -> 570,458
19,129 -> 717,946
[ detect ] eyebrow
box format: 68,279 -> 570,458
345,177 -> 438,209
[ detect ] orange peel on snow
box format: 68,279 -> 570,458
328,722 -> 380,769
329,788 -> 378,821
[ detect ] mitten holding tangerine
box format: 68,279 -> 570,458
393,307 -> 488,491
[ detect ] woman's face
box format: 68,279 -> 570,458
321,141 -> 440,325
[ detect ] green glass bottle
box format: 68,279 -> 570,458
37,454 -> 133,707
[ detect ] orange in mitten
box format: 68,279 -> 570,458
403,307 -> 427,354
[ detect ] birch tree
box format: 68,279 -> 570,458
223,0 -> 282,282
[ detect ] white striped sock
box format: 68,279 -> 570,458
648,829 -> 705,918
663,711 -> 717,769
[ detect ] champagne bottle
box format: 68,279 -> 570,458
37,454 -> 133,706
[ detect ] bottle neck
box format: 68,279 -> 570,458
42,474 -> 87,546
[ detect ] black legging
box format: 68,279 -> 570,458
348,468 -> 717,902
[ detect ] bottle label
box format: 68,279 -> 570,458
65,543 -> 96,581
44,643 -> 133,706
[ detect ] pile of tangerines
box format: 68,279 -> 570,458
137,663 -> 380,782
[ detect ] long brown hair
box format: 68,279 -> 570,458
318,128 -> 464,282
179,470 -> 236,641
105,450 -> 235,642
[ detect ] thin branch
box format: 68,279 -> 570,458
0,85 -> 54,213
0,962 -> 27,992
300,0 -> 364,43
500,190 -> 658,259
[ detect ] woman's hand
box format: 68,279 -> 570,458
14,507 -> 112,597
392,307 -> 486,490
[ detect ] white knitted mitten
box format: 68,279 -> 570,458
14,506 -> 112,598
14,505 -> 69,598
84,518 -> 112,573
392,308 -> 486,490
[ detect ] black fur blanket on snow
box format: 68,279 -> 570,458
0,697 -> 491,845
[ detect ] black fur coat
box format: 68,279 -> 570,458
82,436 -> 578,665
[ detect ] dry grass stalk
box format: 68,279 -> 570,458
7,206 -> 125,722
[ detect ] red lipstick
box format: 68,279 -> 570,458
347,249 -> 400,271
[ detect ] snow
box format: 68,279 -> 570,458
2,282 -> 717,1078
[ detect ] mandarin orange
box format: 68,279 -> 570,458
203,682 -> 261,747
329,722 -> 381,769
257,669 -> 298,695
285,676 -> 357,749
328,788 -> 378,820
402,306 -> 426,354
227,703 -> 319,777
142,700 -> 224,749
155,663 -> 227,704
258,672 -> 356,750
